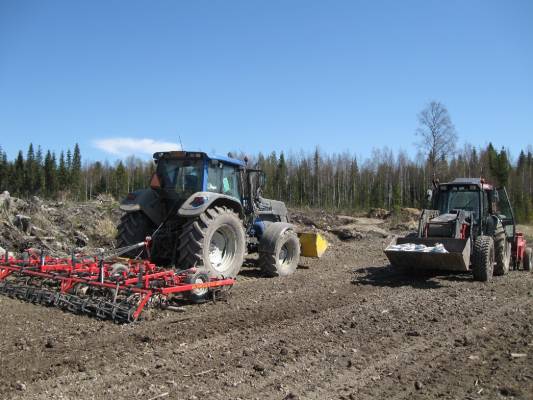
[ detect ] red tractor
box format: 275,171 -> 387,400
385,178 -> 532,281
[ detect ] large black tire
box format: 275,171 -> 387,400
472,235 -> 495,282
524,247 -> 532,272
116,212 -> 156,258
493,222 -> 510,276
259,229 -> 301,277
177,206 -> 245,279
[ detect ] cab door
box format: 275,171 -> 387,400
495,187 -> 515,239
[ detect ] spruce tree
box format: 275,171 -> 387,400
12,151 -> 25,196
71,143 -> 82,199
0,147 -> 6,191
35,145 -> 45,194
114,161 -> 128,199
25,143 -> 35,196
58,151 -> 68,191
44,150 -> 58,198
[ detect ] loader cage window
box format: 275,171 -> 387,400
437,186 -> 480,219
495,188 -> 515,238
157,159 -> 204,195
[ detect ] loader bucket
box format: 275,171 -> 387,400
299,233 -> 328,258
384,237 -> 471,272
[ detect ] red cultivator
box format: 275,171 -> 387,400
0,244 -> 234,323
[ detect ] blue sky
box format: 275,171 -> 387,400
0,0 -> 532,162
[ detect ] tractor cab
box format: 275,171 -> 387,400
430,178 -> 515,238
151,151 -> 245,204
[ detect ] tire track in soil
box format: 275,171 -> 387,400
311,298 -> 533,400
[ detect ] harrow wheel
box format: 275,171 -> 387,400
185,272 -> 210,303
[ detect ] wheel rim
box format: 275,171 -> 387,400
191,277 -> 208,296
208,225 -> 237,273
278,239 -> 297,268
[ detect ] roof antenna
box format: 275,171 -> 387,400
178,135 -> 184,150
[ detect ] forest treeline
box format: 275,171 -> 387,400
0,142 -> 532,222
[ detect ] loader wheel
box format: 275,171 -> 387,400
178,206 -> 245,279
259,230 -> 300,277
524,247 -> 532,272
184,272 -> 210,303
472,235 -> 495,282
116,212 -> 156,259
494,223 -> 510,276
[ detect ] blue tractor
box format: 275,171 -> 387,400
117,151 -> 301,282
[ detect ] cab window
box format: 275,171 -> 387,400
207,161 -> 241,199
222,165 -> 240,199
158,159 -> 203,195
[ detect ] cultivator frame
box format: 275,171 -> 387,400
0,245 -> 234,323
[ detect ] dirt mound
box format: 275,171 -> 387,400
389,207 -> 421,231
0,191 -> 121,256
290,208 -> 391,241
367,208 -> 391,219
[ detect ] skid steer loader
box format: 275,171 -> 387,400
384,178 -> 532,281
116,151 -> 326,293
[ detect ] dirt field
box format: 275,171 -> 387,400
1,232 -> 532,400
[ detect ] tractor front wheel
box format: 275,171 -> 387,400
178,206 -> 245,279
472,235 -> 495,282
259,229 -> 301,277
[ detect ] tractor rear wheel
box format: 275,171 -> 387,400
472,235 -> 495,282
259,229 -> 301,277
494,223 -> 510,276
178,206 -> 245,279
524,247 -> 532,272
116,212 -> 156,258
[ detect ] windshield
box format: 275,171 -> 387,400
157,159 -> 204,196
437,187 -> 480,216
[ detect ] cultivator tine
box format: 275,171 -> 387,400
0,282 -> 56,307
0,281 -> 137,323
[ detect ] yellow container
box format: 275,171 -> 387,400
298,232 -> 328,258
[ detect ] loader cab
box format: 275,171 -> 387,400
433,183 -> 482,222
431,178 -> 516,238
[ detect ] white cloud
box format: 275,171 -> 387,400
93,137 -> 181,156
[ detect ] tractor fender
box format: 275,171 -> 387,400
484,214 -> 500,236
119,189 -> 163,226
178,192 -> 244,218
258,222 -> 296,254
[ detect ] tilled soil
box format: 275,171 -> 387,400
1,237 -> 532,400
